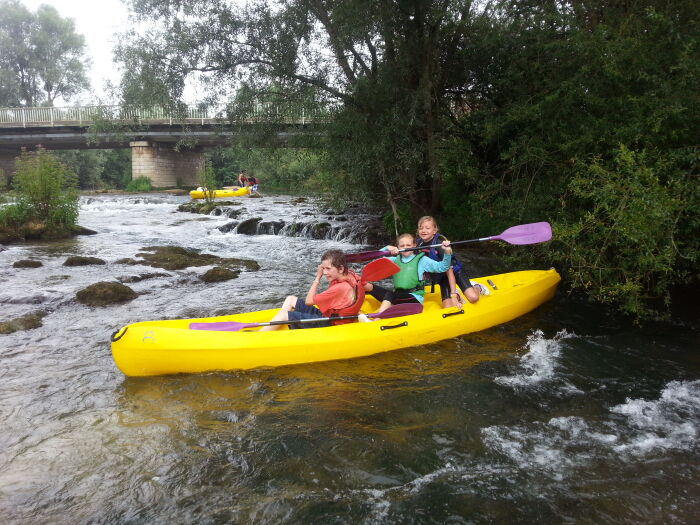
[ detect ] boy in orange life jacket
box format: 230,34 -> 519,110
237,170 -> 248,187
259,250 -> 364,331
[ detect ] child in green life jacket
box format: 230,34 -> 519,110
364,233 -> 453,313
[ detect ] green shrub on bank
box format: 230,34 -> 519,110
0,149 -> 79,240
125,176 -> 152,192
197,161 -> 217,205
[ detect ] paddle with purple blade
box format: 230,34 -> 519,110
345,222 -> 552,262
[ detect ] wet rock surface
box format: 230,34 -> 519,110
0,311 -> 48,334
0,222 -> 97,244
129,246 -> 260,272
201,267 -> 240,283
63,256 -> 107,266
236,218 -> 263,235
76,282 -> 138,306
13,259 -> 43,268
117,272 -> 171,283
178,201 -> 242,214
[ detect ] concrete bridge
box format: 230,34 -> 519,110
0,104 -> 328,186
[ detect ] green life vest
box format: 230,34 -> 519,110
391,253 -> 425,296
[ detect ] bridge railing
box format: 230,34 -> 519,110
0,104 -> 332,127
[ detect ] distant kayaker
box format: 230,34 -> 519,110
237,170 -> 248,187
364,233 -> 453,314
416,216 -> 488,308
246,175 -> 259,194
259,249 -> 364,331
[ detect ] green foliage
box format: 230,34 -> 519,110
0,149 -> 79,236
125,176 -> 152,192
549,146 -> 682,318
54,150 -> 132,190
0,0 -> 90,106
100,150 -> 132,189
197,161 -> 217,204
117,0 -> 699,320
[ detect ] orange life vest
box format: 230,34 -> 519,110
326,270 -> 365,325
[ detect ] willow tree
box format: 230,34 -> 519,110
116,0 -> 480,216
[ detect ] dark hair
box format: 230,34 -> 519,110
321,249 -> 348,274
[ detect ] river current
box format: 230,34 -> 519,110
0,193 -> 698,524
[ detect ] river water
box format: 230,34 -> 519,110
0,193 -> 698,524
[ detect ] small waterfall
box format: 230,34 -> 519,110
218,218 -> 370,244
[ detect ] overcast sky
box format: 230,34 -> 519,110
21,0 -> 130,104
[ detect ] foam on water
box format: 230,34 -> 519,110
610,380 -> 700,454
494,329 -> 580,392
481,380 -> 700,479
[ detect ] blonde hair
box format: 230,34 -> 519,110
417,215 -> 439,231
396,233 -> 415,245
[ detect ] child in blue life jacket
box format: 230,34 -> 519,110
364,233 -> 453,313
416,215 -> 488,308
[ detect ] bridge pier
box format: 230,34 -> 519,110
130,141 -> 204,188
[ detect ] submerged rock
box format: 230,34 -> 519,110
13,259 -> 43,268
0,311 -> 47,334
178,200 -> 241,214
63,256 -> 107,266
118,272 -> 171,283
201,267 -> 240,283
131,245 -> 260,272
76,282 -> 138,306
73,225 -> 98,236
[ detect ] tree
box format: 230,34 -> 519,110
116,0 -> 477,215
0,0 -> 90,106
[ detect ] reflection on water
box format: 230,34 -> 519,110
0,194 -> 698,523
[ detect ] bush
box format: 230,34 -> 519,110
125,176 -> 152,192
546,145 -> 690,319
1,149 -> 79,237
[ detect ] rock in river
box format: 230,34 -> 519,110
201,267 -> 241,283
76,282 -> 138,306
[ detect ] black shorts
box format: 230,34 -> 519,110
424,267 -> 473,301
368,284 -> 422,305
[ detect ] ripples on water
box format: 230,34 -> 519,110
0,194 -> 698,523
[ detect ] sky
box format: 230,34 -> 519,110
21,0 -> 131,105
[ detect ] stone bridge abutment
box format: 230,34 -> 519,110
129,141 -> 204,187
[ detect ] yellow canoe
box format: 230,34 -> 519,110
111,269 -> 560,376
189,187 -> 249,199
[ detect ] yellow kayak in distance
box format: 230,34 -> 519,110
189,186 -> 250,199
111,269 -> 560,377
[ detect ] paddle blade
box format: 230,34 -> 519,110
360,258 -> 400,282
491,221 -> 552,245
368,303 -> 422,318
346,249 -> 391,263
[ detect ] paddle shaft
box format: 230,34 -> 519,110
403,237 -> 488,252
257,313 -> 369,327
